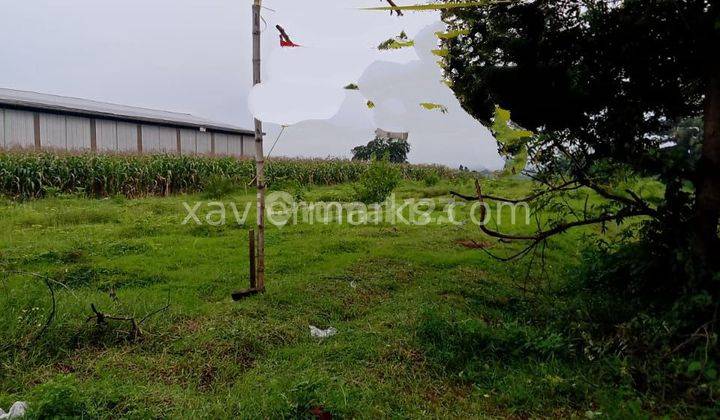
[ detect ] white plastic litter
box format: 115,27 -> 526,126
0,402 -> 28,419
309,325 -> 337,338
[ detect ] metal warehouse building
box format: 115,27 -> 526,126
0,88 -> 254,157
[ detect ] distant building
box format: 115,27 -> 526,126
0,88 -> 254,157
375,128 -> 408,141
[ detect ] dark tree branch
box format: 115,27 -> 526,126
578,178 -> 658,217
471,179 -> 650,243
450,180 -> 581,204
550,142 -> 656,213
476,238 -> 541,262
275,25 -> 294,43
385,0 -> 404,16
88,301 -> 170,340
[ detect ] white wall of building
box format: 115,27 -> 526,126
158,127 -> 177,153
117,121 -> 138,152
216,133 -> 229,155
141,125 -> 160,153
66,116 -> 91,150
0,106 -> 251,158
228,134 -> 243,156
40,113 -> 67,150
4,109 -> 34,148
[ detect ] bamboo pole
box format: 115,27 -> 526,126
252,0 -> 266,291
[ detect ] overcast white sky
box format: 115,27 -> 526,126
0,0 -> 502,169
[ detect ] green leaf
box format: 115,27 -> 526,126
492,106 -> 533,176
435,29 -> 470,40
378,39 -> 415,50
687,361 -> 702,374
420,102 -> 448,113
503,147 -> 528,176
492,106 -> 533,144
378,31 -> 415,50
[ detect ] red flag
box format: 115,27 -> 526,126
280,38 -> 301,48
276,25 -> 301,48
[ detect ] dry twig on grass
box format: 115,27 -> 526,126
87,301 -> 170,341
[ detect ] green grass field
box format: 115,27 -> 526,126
0,178 -> 664,418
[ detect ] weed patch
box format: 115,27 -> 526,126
54,266 -> 169,290
24,249 -> 87,265
416,307 -> 573,380
101,242 -> 151,257
28,374 -> 91,419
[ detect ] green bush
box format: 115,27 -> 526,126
354,156 -> 401,204
552,238 -> 720,413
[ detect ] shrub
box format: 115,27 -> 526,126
354,156 -> 401,204
555,238 -> 720,412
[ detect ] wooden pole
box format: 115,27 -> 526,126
249,229 -> 257,289
252,0 -> 266,292
232,2 -> 265,302
232,228 -> 260,300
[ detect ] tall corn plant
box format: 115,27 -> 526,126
0,151 -> 456,200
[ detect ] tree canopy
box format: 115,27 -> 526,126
352,137 -> 411,163
442,0 -> 720,282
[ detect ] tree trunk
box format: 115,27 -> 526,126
693,68 -> 720,279
252,1 -> 266,291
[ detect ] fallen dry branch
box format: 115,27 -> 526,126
87,302 -> 170,340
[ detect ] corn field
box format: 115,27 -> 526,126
0,152 -> 457,199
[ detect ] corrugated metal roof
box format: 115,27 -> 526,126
0,87 -> 253,135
